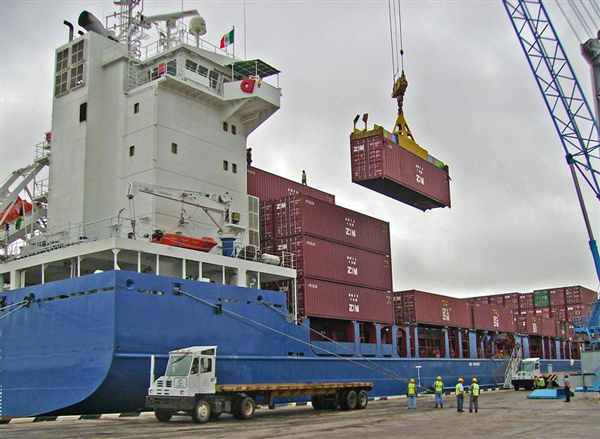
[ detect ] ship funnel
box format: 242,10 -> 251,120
78,11 -> 108,37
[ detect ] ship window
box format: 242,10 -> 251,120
79,102 -> 87,122
185,59 -> 197,72
222,122 -> 228,132
197,65 -> 208,77
232,163 -> 237,174
223,160 -> 228,171
55,71 -> 68,97
171,143 -> 178,154
167,60 -> 177,76
71,40 -> 84,65
231,125 -> 236,135
134,103 -> 140,113
129,145 -> 135,157
209,70 -> 219,89
70,64 -> 85,89
56,48 -> 69,72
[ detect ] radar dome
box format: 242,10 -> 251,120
189,16 -> 207,36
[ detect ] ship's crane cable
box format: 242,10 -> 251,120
397,0 -> 404,74
257,300 -> 429,390
590,1 -> 600,21
0,300 -> 29,320
579,0 -> 598,28
567,0 -> 594,38
388,0 -> 397,79
178,290 -> 431,391
556,1 -> 583,42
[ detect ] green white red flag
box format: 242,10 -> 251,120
220,29 -> 234,49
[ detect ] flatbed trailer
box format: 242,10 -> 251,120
145,346 -> 373,423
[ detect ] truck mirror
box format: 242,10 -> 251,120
201,357 -> 209,371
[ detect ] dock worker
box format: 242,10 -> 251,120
302,170 -> 307,186
407,378 -> 417,409
537,376 -> 545,389
564,375 -> 571,403
433,376 -> 444,408
455,378 -> 465,413
246,148 -> 253,166
468,378 -> 480,413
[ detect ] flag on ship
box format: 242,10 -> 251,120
220,28 -> 234,48
15,205 -> 24,230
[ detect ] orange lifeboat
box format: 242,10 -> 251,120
151,230 -> 218,252
0,197 -> 33,227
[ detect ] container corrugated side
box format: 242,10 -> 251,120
517,315 -> 542,335
549,288 -> 566,307
300,278 -> 394,324
272,195 -> 391,254
274,235 -> 392,290
248,166 -> 335,204
350,135 -> 450,211
395,290 -> 471,328
471,303 -> 514,332
540,317 -> 558,337
260,201 -> 274,241
487,295 -> 505,306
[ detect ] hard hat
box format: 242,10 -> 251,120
410,378 -> 415,383
458,378 -> 464,382
437,376 -> 442,380
472,378 -> 478,383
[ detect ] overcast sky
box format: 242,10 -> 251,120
1,0 -> 599,298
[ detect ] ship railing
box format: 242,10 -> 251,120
235,244 -> 295,269
35,138 -> 51,161
139,29 -> 240,62
130,58 -> 224,96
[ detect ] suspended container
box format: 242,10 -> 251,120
350,129 -> 451,211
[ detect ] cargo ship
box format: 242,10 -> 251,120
0,2 -> 585,419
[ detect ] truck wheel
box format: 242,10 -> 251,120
356,390 -> 368,409
154,409 -> 173,422
340,390 -> 358,410
311,396 -> 325,410
191,400 -> 211,424
325,397 -> 339,410
233,396 -> 255,420
514,384 -> 519,391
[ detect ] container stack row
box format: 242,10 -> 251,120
248,166 -> 394,324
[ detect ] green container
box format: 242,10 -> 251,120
534,290 -> 549,308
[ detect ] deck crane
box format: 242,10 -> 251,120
502,0 -> 600,347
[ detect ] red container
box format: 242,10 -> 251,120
272,195 -> 391,254
299,278 -> 393,324
471,303 -> 515,332
272,236 -> 392,290
565,285 -> 597,306
540,317 -> 558,337
519,293 -> 534,309
248,166 -> 335,204
549,288 -> 566,307
469,296 -> 490,305
350,134 -> 451,211
394,290 -> 472,328
488,295 -> 505,306
550,307 -> 567,320
517,315 -> 542,335
503,293 -> 521,312
556,320 -> 568,339
260,201 -> 274,241
535,307 -> 551,319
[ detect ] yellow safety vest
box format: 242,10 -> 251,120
408,383 -> 416,396
455,383 -> 462,396
472,383 -> 480,396
434,380 -> 444,392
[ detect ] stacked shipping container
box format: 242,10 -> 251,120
251,167 -> 394,324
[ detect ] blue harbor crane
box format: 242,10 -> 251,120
502,0 -> 600,347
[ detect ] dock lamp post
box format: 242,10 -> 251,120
415,365 -> 422,388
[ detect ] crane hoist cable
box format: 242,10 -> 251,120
387,0 -> 405,81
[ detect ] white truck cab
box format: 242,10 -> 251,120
512,357 -> 542,390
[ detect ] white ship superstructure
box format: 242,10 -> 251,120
1,2 -> 295,307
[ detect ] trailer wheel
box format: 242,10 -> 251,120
311,396 -> 325,410
513,384 -> 519,391
340,390 -> 358,410
356,390 -> 368,409
191,400 -> 211,424
154,409 -> 173,422
233,396 -> 255,420
325,397 -> 339,410
209,410 -> 222,420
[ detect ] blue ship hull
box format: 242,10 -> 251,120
0,271 -> 580,417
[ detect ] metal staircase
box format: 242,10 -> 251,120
574,298 -> 600,349
503,343 -> 523,389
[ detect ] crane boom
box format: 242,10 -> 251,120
503,0 -> 600,284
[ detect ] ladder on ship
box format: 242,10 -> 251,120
503,343 -> 522,389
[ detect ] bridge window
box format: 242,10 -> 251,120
55,71 -> 68,97
134,103 -> 140,114
171,143 -> 178,154
71,40 -> 85,64
129,145 -> 135,157
79,102 -> 87,122
70,64 -> 85,89
56,48 -> 69,73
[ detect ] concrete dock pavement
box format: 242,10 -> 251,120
2,390 -> 599,438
